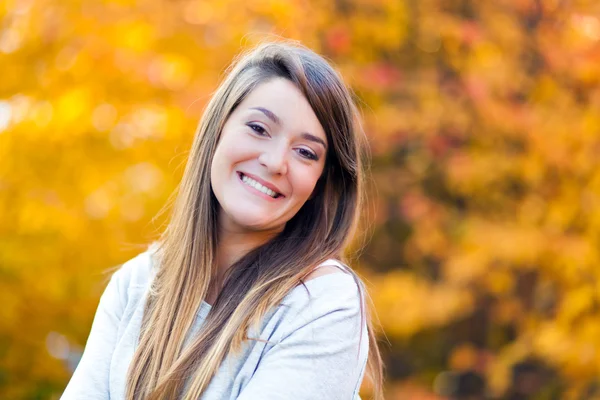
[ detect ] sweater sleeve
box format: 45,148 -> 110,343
236,275 -> 369,400
60,256 -> 136,399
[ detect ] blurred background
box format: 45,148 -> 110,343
2,0 -> 600,398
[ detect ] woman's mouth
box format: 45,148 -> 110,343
237,172 -> 283,199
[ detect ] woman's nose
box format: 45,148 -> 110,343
258,143 -> 288,175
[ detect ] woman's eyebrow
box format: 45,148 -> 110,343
248,106 -> 327,150
250,106 -> 281,125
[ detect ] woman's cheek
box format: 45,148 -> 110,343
294,171 -> 320,200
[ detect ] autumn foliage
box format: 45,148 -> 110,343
2,0 -> 600,398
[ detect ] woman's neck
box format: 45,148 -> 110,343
212,218 -> 283,291
205,231 -> 274,307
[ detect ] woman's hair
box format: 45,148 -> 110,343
125,38 -> 385,400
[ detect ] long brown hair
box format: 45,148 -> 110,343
126,38 -> 385,400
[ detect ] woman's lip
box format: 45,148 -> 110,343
237,171 -> 284,196
237,172 -> 284,200
237,172 -> 285,197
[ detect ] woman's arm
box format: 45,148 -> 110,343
60,259 -> 131,399
236,277 -> 369,400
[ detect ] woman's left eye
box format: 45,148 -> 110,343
297,148 -> 318,161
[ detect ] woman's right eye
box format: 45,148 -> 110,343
247,123 -> 268,137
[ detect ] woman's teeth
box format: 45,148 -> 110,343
241,174 -> 280,198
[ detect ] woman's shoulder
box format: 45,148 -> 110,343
261,259 -> 368,345
282,258 -> 366,313
304,258 -> 352,281
111,243 -> 159,290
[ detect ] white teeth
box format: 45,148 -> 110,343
241,174 -> 279,198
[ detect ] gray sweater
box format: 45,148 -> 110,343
61,247 -> 369,399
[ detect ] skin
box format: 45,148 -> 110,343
208,78 -> 340,301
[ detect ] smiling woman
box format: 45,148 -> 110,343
61,39 -> 385,400
211,78 -> 327,234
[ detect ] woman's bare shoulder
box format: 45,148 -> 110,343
304,258 -> 352,282
304,265 -> 346,281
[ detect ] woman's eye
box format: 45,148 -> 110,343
297,148 -> 318,161
246,123 -> 317,160
247,123 -> 268,136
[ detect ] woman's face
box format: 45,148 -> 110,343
211,78 -> 328,234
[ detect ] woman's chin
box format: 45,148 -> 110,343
229,213 -> 280,232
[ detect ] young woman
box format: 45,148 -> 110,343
62,39 -> 384,400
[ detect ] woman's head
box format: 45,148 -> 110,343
191,40 -> 367,246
